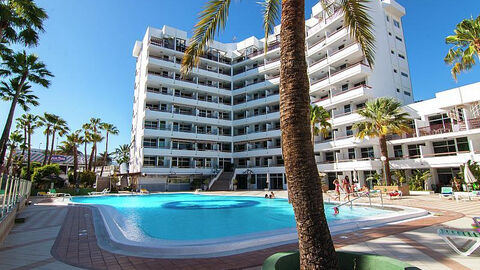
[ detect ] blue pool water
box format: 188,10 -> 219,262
72,193 -> 392,241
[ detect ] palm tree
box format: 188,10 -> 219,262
47,116 -> 69,164
61,131 -> 83,186
310,104 -> 331,146
99,123 -> 119,177
5,130 -> 22,173
86,118 -> 101,171
180,0 -> 375,267
353,98 -> 411,185
114,144 -> 130,165
81,123 -> 91,171
0,51 -> 53,167
88,132 -> 103,173
444,15 -> 480,80
37,113 -> 57,165
17,113 -> 38,179
0,0 -> 48,49
15,115 -> 27,163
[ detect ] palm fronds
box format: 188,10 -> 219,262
181,0 -> 231,76
259,0 -> 281,52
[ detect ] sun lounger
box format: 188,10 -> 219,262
439,187 -> 453,199
88,188 -> 110,196
140,188 -> 149,194
47,189 -> 71,200
438,228 -> 480,256
388,190 -> 402,200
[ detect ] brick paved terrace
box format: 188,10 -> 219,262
0,193 -> 479,270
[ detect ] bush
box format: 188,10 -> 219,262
79,171 -> 96,187
20,162 -> 42,179
32,164 -> 61,183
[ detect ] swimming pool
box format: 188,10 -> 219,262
71,193 -> 428,258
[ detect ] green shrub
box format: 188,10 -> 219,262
79,171 -> 96,187
20,162 -> 42,179
32,164 -> 61,183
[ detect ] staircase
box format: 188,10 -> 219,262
209,171 -> 234,191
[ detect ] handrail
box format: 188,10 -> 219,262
208,169 -> 224,190
333,190 -> 383,210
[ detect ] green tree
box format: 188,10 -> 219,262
114,144 -> 130,165
5,130 -> 22,173
0,0 -> 47,49
86,118 -> 101,171
16,113 -> 38,179
47,116 -> 69,164
31,163 -> 60,183
444,15 -> 480,80
0,51 -> 53,167
408,170 -> 431,191
353,98 -> 411,185
81,123 -> 91,171
61,131 -> 83,185
99,123 -> 119,177
310,104 -> 331,146
36,113 -> 57,165
180,0 -> 375,267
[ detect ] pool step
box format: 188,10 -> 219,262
210,171 -> 235,191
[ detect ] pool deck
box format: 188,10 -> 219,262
0,192 -> 478,270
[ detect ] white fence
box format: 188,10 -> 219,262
1,173 -> 32,219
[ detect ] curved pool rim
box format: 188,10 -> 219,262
70,193 -> 428,259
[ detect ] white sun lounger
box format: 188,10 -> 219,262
438,228 -> 480,256
88,188 -> 110,196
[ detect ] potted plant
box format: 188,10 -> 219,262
232,179 -> 238,191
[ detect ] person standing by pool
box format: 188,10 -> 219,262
333,179 -> 341,201
342,176 -> 351,201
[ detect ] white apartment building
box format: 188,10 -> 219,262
130,0 -> 416,191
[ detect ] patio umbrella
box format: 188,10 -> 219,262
464,164 -> 478,198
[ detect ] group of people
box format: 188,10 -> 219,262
264,191 -> 276,199
332,176 -> 370,201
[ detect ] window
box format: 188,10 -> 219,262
348,148 -> 355,159
145,121 -> 158,129
172,157 -> 190,168
393,145 -> 403,158
456,137 -> 470,152
393,69 -> 398,73
395,36 -> 403,42
433,140 -> 456,156
143,156 -> 156,167
356,103 -> 366,109
407,144 -> 424,158
401,72 -> 409,78
386,15 -> 390,22
398,54 -> 405,59
396,88 -> 400,93
393,19 -> 400,28
389,32 -> 392,36
404,91 -> 411,96
346,126 -> 353,136
325,152 -> 335,162
360,147 -> 374,159
157,157 -> 165,167
344,104 -> 351,114
391,50 -> 394,54
276,155 -> 284,165
341,84 -> 349,91
143,138 -> 157,148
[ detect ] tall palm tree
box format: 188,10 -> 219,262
310,104 -> 331,146
180,0 -> 375,267
81,123 -> 91,171
444,15 -> 480,81
99,123 -> 119,177
0,51 -> 53,167
86,118 -> 101,171
5,130 -> 22,173
88,132 -> 103,173
114,144 -> 130,165
353,98 -> 411,185
37,113 -> 57,165
47,116 -> 69,164
17,113 -> 38,179
61,131 -> 83,186
15,115 -> 27,163
0,0 -> 47,49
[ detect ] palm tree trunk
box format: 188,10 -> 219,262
43,131 -> 50,165
84,140 -> 88,171
280,0 -> 337,268
100,132 -> 109,177
88,144 -> 95,171
73,147 -> 78,186
48,129 -> 56,164
0,91 -> 21,167
27,126 -> 32,180
379,135 -> 392,185
311,124 -> 315,147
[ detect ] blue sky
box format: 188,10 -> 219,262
0,0 -> 479,154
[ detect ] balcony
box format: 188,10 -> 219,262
310,61 -> 371,93
312,85 -> 372,108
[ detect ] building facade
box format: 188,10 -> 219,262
130,0 -> 418,191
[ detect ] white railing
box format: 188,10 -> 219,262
208,169 -> 224,190
1,173 -> 32,219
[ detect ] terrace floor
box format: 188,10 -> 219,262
0,192 -> 478,270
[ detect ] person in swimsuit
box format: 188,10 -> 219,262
333,179 -> 341,200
